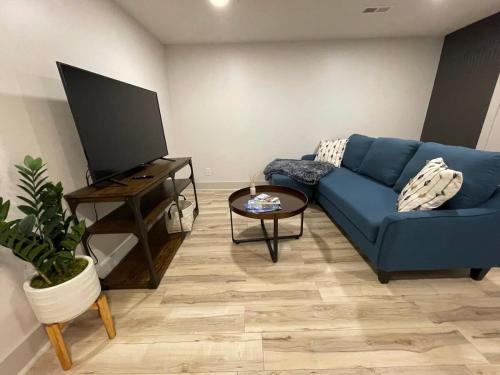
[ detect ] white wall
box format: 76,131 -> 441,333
164,38 -> 443,185
477,74 -> 500,151
0,0 -> 169,372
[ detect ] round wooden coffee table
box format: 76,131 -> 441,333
228,185 -> 308,262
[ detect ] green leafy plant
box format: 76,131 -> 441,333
0,155 -> 87,288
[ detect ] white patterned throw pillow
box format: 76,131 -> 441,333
397,157 -> 463,212
314,138 -> 348,167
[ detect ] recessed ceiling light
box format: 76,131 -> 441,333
209,0 -> 231,8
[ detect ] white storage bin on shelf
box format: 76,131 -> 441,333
165,194 -> 194,233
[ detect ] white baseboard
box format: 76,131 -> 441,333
1,324 -> 48,375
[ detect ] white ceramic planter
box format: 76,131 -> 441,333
23,256 -> 101,324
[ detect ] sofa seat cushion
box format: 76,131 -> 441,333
358,137 -> 420,186
318,168 -> 398,242
342,134 -> 375,172
394,142 -> 500,209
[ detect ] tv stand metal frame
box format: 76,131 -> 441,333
65,157 -> 198,289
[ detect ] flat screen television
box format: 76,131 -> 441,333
57,62 -> 168,184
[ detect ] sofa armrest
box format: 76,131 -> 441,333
301,154 -> 316,161
375,208 -> 500,271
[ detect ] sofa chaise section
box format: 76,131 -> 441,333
269,153 -> 318,200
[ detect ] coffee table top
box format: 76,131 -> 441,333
229,185 -> 308,220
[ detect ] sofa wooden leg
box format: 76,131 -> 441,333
470,268 -> 490,281
377,270 -> 391,284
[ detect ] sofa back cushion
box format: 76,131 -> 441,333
394,142 -> 500,209
342,134 -> 375,172
358,137 -> 420,186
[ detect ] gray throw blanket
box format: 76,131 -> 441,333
264,159 -> 335,185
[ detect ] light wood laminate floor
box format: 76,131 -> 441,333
27,190 -> 500,374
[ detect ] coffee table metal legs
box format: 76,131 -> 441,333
230,211 -> 304,262
260,218 -> 279,262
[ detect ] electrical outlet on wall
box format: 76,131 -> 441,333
205,168 -> 212,176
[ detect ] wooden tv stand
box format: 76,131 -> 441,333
64,157 -> 198,289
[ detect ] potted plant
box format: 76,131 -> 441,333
0,155 -> 100,324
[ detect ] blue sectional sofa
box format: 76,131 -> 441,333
270,134 -> 500,283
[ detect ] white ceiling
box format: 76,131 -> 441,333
115,0 -> 500,44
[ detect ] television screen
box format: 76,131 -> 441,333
57,62 -> 168,184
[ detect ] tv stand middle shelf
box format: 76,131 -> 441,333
65,157 -> 198,289
86,178 -> 192,235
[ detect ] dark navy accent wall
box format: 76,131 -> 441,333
420,12 -> 500,148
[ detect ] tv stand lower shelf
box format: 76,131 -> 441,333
65,157 -> 198,289
101,218 -> 183,289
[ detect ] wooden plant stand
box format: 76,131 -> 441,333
45,294 -> 115,371
65,158 -> 198,289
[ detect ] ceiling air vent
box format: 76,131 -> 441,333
362,6 -> 391,13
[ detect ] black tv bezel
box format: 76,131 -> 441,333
56,61 -> 168,185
